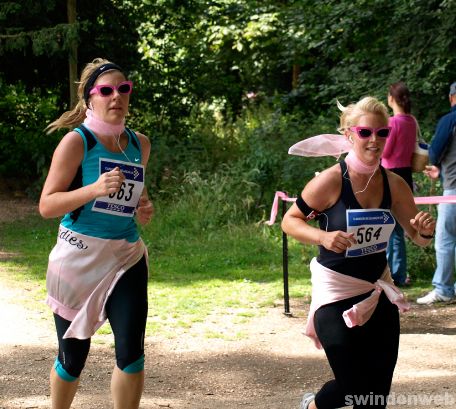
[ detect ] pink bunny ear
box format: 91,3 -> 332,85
288,134 -> 352,159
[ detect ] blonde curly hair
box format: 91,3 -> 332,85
336,96 -> 389,134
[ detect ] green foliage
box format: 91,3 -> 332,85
2,0 -> 456,207
0,0 -> 142,92
0,77 -> 61,194
235,103 -> 336,203
156,166 -> 260,230
1,0 -> 450,333
0,0 -> 79,55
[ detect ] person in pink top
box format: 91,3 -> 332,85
282,96 -> 435,409
382,81 -> 418,286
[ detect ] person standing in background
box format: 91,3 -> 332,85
382,81 -> 417,286
417,82 -> 456,304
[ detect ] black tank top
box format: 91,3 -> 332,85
317,161 -> 392,283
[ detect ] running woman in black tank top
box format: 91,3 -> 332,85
282,97 -> 435,409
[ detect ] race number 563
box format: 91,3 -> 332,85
109,182 -> 135,202
92,158 -> 145,217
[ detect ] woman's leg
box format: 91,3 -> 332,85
111,366 -> 144,409
50,367 -> 79,409
105,256 -> 148,409
356,295 -> 399,408
351,296 -> 399,409
313,293 -> 399,409
51,313 -> 91,409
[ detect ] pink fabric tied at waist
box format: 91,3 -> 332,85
305,258 -> 410,350
46,226 -> 147,339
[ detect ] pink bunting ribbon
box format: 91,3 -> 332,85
266,191 -> 456,225
265,191 -> 297,226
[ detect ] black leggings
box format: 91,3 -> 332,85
54,255 -> 148,378
314,292 -> 400,409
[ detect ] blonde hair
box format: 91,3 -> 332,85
45,58 -> 114,134
337,96 -> 389,134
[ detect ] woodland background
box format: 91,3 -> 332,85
1,0 -> 455,230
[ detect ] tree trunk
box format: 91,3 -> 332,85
292,64 -> 300,90
67,0 -> 78,108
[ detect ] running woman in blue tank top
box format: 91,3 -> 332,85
282,97 -> 436,409
40,58 -> 153,409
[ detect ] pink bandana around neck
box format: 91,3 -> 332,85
344,150 -> 379,174
83,109 -> 125,136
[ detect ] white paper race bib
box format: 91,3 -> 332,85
92,158 -> 144,217
345,208 -> 395,257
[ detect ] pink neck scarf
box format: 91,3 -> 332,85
83,109 -> 125,136
345,150 -> 379,174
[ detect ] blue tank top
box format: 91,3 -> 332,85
317,161 -> 392,283
61,125 -> 142,242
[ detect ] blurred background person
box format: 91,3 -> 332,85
418,82 -> 456,304
382,81 -> 417,286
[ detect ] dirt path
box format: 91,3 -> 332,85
1,198 -> 456,408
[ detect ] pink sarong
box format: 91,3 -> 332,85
46,225 -> 147,339
305,258 -> 410,349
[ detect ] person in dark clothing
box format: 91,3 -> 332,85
282,96 -> 435,409
417,82 -> 456,304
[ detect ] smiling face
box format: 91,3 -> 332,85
347,113 -> 388,165
89,70 -> 130,124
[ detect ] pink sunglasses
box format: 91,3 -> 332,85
89,81 -> 133,97
349,126 -> 392,139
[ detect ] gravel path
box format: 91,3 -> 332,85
1,197 -> 456,408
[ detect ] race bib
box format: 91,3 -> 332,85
345,208 -> 395,257
92,158 -> 144,217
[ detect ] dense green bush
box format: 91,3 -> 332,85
0,78 -> 61,196
135,98 -> 337,223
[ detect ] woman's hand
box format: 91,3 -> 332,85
320,230 -> 357,253
423,165 -> 440,179
93,166 -> 125,197
136,196 -> 154,225
410,210 -> 436,238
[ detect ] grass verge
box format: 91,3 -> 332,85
0,198 -> 438,340
0,211 -> 314,339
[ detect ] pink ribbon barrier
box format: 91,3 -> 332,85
414,195 -> 456,205
266,191 -> 456,225
266,191 -> 296,226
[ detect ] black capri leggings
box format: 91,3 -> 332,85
314,292 -> 400,409
54,255 -> 148,378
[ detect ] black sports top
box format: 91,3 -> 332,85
316,160 -> 392,283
